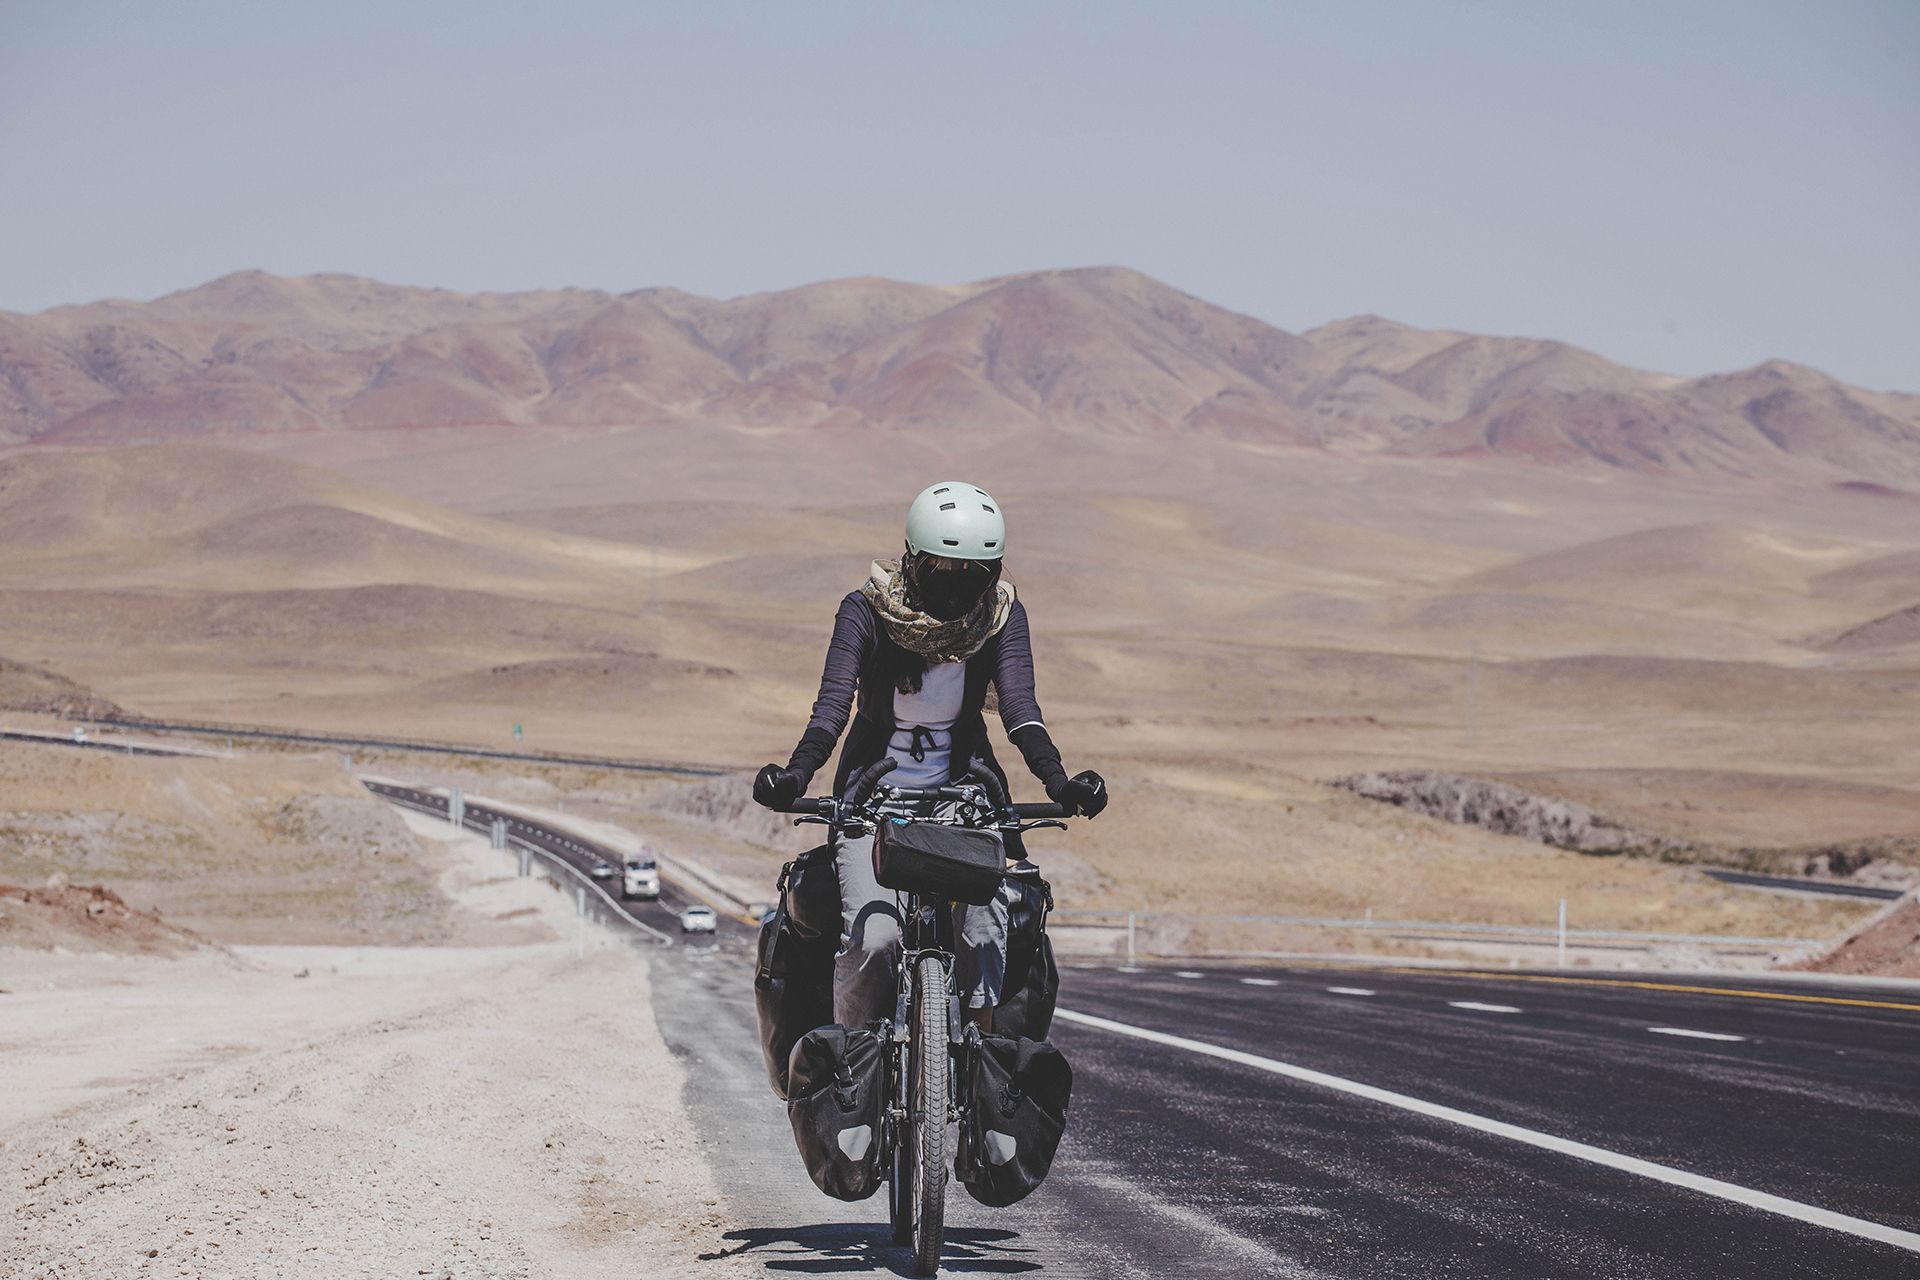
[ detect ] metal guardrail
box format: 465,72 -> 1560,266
1049,910 -> 1814,949
99,715 -> 731,777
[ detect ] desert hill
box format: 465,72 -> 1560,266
5,268 -> 1916,484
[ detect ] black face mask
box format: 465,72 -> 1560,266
906,552 -> 999,621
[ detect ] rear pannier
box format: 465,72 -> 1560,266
956,1035 -> 1073,1207
872,817 -> 1005,905
786,1025 -> 886,1201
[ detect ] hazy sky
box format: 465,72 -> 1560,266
3,1 -> 1915,388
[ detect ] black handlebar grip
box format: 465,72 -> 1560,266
1010,802 -> 1071,819
847,757 -> 898,809
964,762 -> 1012,813
781,797 -> 831,816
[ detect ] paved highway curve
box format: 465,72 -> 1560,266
362,781 -> 747,949
364,783 -> 1920,1277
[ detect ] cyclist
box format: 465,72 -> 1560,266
752,481 -> 1107,1029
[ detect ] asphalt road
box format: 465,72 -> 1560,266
361,785 -> 1920,1277
657,950 -> 1920,1278
361,780 -> 749,948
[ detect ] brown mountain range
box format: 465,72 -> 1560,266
4,267 -> 1916,483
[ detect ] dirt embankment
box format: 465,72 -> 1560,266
0,655 -> 126,720
1333,770 -> 1919,888
1334,771 -> 1645,853
0,876 -> 207,956
1791,897 -> 1920,979
0,743 -> 454,945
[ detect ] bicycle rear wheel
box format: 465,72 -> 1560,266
910,953 -> 949,1276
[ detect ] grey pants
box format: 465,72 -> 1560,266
832,801 -> 1016,1026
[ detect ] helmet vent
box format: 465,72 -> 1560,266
939,502 -> 957,511
941,538 -> 960,547
981,504 -> 996,513
933,486 -> 951,494
984,540 -> 998,548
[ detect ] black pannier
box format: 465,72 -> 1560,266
957,1035 -> 1073,1207
755,848 -> 838,1099
995,871 -> 1058,1040
872,817 -> 1005,905
782,842 -> 842,943
786,1025 -> 886,1201
994,932 -> 1059,1042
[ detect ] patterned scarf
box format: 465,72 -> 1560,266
860,558 -> 1015,663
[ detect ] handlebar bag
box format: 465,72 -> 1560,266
755,851 -> 836,1099
872,818 -> 1005,905
786,1025 -> 886,1201
956,1035 -> 1073,1207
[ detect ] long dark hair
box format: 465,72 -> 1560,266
880,635 -> 929,695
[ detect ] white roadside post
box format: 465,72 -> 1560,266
1557,898 -> 1568,969
577,885 -> 586,957
448,789 -> 464,830
1126,912 -> 1136,967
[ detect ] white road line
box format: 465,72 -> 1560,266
1649,1027 -> 1748,1042
1450,1001 -> 1522,1014
1055,1009 -> 1920,1255
1176,971 -> 1206,979
1116,965 -> 1145,974
1241,978 -> 1281,987
1327,986 -> 1377,997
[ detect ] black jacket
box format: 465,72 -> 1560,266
786,590 -> 1068,800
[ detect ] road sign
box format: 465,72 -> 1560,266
512,723 -> 523,742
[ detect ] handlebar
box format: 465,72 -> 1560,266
770,788 -> 1074,822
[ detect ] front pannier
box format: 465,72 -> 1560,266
755,849 -> 837,1099
993,931 -> 1059,1042
786,1025 -> 886,1201
956,1035 -> 1073,1207
872,817 -> 1005,905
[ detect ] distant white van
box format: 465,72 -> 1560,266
622,853 -> 661,901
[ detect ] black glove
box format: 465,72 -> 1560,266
1049,769 -> 1109,819
752,764 -> 806,811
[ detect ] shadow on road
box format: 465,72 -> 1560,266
700,1222 -> 1041,1274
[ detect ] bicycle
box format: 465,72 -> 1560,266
778,757 -> 1073,1276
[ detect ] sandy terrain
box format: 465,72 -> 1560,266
2,418 -> 1915,954
0,742 -> 467,945
0,812 -> 753,1280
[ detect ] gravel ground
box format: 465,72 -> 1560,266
1,819 -> 757,1280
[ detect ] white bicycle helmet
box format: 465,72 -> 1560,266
904,481 -> 1005,561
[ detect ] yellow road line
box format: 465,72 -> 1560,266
1376,968 -> 1920,1014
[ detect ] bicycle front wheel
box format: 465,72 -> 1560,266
910,953 -> 949,1276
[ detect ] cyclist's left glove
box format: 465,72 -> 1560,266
1050,769 -> 1109,819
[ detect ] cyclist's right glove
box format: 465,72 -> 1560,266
752,764 -> 807,810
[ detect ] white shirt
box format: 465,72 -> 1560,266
887,661 -> 966,788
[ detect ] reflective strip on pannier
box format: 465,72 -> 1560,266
786,1025 -> 887,1201
956,1035 -> 1072,1207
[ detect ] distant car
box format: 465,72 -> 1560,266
589,858 -> 616,881
71,727 -> 89,744
622,856 -> 661,901
680,905 -> 718,934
